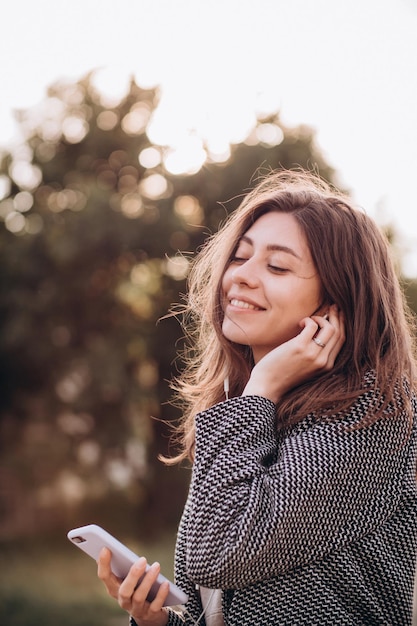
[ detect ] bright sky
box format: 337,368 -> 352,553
1,0 -> 417,274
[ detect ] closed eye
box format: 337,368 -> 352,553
230,256 -> 248,264
268,265 -> 288,273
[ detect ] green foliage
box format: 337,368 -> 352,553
0,71 -> 344,539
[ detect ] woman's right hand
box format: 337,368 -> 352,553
97,547 -> 170,626
242,304 -> 345,404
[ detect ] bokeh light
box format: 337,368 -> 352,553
121,103 -> 151,136
35,141 -> 57,162
62,116 -> 89,143
0,174 -> 11,200
173,195 -> 204,227
163,137 -> 207,175
14,191 -> 33,212
5,211 -> 26,234
24,213 -> 43,234
139,173 -> 171,199
46,188 -> 87,213
138,146 -> 162,169
120,193 -> 144,218
89,66 -> 131,107
163,254 -> 190,280
77,440 -> 100,467
0,198 -> 13,217
97,110 -> 119,131
9,160 -> 42,190
255,123 -> 284,146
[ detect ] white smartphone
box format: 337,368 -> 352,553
67,524 -> 188,606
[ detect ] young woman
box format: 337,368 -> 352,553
98,170 -> 417,625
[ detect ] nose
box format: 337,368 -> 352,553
231,257 -> 259,288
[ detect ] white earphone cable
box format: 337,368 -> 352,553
224,376 -> 229,400
183,586 -> 217,625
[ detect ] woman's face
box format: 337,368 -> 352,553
222,211 -> 324,363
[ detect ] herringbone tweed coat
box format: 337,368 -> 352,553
132,376 -> 417,625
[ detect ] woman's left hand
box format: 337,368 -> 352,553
242,304 -> 345,404
97,548 -> 170,626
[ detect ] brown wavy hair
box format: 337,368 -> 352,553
165,169 -> 417,463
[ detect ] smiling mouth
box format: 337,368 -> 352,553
229,298 -> 264,311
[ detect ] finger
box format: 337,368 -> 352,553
326,305 -> 345,343
321,307 -> 346,366
118,557 -> 148,608
298,318 -> 331,356
299,315 -> 319,337
97,546 -> 112,579
131,580 -> 170,622
329,309 -> 346,354
327,303 -> 341,324
97,548 -> 122,599
308,317 -> 333,349
130,561 -> 162,605
149,580 -> 170,610
311,305 -> 341,343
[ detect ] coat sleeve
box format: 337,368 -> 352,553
129,608 -> 185,626
185,393 -> 412,589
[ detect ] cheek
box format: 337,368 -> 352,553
297,287 -> 322,316
269,279 -> 321,318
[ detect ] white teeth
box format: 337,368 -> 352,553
230,299 -> 260,310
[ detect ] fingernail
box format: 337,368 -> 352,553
150,561 -> 160,571
132,557 -> 146,574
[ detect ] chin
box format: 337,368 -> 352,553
222,324 -> 250,346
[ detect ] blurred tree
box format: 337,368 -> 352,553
0,71 -> 393,539
403,279 -> 417,321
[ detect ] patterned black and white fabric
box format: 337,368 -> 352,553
132,374 -> 417,625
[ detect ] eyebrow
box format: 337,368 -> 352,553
239,234 -> 302,259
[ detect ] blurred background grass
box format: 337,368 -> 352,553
0,532 -> 176,626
